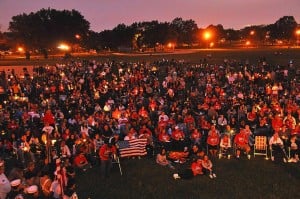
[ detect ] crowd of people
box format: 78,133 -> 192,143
0,55 -> 299,197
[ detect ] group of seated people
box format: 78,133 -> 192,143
0,56 -> 299,196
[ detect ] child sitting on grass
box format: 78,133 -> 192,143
156,148 -> 175,169
201,155 -> 216,179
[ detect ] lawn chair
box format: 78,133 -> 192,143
253,136 -> 269,160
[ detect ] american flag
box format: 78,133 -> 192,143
117,138 -> 148,158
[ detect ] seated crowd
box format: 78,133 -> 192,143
0,56 -> 299,197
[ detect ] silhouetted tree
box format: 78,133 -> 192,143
9,8 -> 90,54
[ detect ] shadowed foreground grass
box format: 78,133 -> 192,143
76,156 -> 300,199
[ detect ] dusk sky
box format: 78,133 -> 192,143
0,0 -> 299,32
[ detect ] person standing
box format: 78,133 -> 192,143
0,160 -> 11,199
99,138 -> 117,178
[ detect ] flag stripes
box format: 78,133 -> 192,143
117,138 -> 147,158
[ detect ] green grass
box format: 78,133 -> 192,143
76,156 -> 300,199
1,47 -> 300,66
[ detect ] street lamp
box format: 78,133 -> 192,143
17,47 -> 24,53
75,34 -> 81,40
57,43 -> 70,51
245,41 -> 251,47
203,31 -> 211,41
296,29 -> 300,46
203,31 -> 212,48
167,42 -> 175,51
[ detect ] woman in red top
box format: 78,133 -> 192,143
171,126 -> 186,151
43,109 -> 55,126
207,126 -> 220,157
73,152 -> 91,171
234,129 -> 251,159
190,128 -> 202,146
272,114 -> 283,131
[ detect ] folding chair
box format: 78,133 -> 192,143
253,136 -> 268,159
112,154 -> 123,176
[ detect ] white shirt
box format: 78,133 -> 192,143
42,125 -> 54,135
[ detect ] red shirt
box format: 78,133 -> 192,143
43,111 -> 55,125
247,112 -> 256,121
184,116 -> 195,125
73,154 -> 88,167
207,134 -> 220,146
171,129 -> 185,141
191,161 -> 203,176
272,117 -> 283,130
191,130 -> 202,140
99,144 -> 117,161
158,133 -> 171,142
234,132 -> 248,146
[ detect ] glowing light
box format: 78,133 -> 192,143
57,44 -> 70,51
245,41 -> 251,46
250,30 -> 255,36
167,42 -> 174,48
75,34 -> 81,39
17,47 -> 24,52
203,31 -> 212,40
209,42 -> 214,48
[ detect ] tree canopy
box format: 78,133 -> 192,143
9,8 -> 90,50
3,8 -> 299,52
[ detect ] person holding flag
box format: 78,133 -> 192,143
99,137 -> 117,178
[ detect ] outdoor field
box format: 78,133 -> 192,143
1,47 -> 300,199
1,47 -> 300,67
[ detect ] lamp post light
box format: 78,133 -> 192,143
57,43 -> 71,58
57,43 -> 70,51
203,31 -> 212,48
296,29 -> 300,46
245,40 -> 251,48
17,47 -> 24,53
75,34 -> 81,40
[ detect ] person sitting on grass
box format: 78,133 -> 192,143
158,128 -> 172,150
219,133 -> 232,159
288,135 -> 299,163
173,158 -> 203,180
168,147 -> 189,164
207,125 -> 220,157
171,126 -> 186,151
156,148 -> 175,169
269,132 -> 289,163
201,155 -> 216,179
234,129 -> 251,159
189,144 -> 205,162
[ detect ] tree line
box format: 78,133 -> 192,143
0,8 -> 299,55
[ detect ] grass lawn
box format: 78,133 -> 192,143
1,47 -> 300,66
76,156 -> 300,199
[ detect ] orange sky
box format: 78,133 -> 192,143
0,0 -> 299,32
